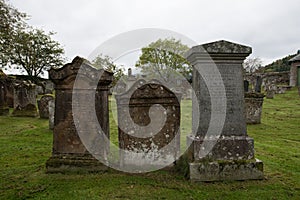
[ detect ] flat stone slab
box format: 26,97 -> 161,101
189,159 -> 264,182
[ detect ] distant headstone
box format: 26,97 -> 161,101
255,76 -> 262,93
244,80 -> 249,92
46,56 -> 113,173
116,79 -> 181,170
38,95 -> 54,119
12,81 -> 38,117
185,40 -> 263,181
244,92 -> 265,124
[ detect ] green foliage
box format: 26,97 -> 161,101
92,54 -> 124,86
262,54 -> 296,72
7,28 -> 65,81
0,0 -> 65,82
0,0 -> 27,66
135,38 -> 191,83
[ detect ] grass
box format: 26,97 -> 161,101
0,89 -> 299,199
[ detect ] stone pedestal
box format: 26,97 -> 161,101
12,82 -> 38,117
46,56 -> 113,173
185,40 -> 263,181
245,92 -> 265,124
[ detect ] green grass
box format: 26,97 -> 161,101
0,89 -> 299,199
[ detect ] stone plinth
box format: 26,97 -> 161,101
115,79 -> 181,169
185,40 -> 263,181
12,81 -> 38,117
245,92 -> 265,124
46,56 -> 113,173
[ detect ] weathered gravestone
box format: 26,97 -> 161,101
116,79 -> 181,170
244,92 -> 265,124
12,81 -> 38,117
38,94 -> 54,118
0,70 -> 10,115
185,40 -> 264,181
46,56 -> 113,173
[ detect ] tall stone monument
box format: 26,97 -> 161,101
46,56 -> 113,173
185,40 -> 264,181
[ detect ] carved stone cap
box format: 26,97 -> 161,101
115,79 -> 181,104
186,40 -> 252,64
14,81 -> 36,89
49,56 -> 113,88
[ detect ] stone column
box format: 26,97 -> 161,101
46,56 -> 113,173
185,40 -> 263,181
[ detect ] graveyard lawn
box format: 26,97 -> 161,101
0,89 -> 299,199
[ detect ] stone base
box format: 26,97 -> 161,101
46,154 -> 108,173
0,107 -> 9,116
189,159 -> 264,182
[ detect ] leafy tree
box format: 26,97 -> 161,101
6,27 -> 65,82
0,0 -> 27,66
135,38 -> 191,84
92,54 -> 124,86
243,57 -> 263,73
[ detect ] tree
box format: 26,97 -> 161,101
92,54 -> 124,86
243,57 -> 263,73
6,27 -> 65,82
0,0 -> 27,66
135,38 -> 191,84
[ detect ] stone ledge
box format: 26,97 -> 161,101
46,155 -> 108,173
189,159 -> 264,182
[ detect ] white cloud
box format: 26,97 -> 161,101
9,0 -> 300,66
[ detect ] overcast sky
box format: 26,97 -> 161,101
9,0 -> 300,68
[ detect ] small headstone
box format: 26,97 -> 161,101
38,95 -> 54,118
244,80 -> 249,92
12,81 -> 37,117
244,92 -> 265,124
255,76 -> 262,93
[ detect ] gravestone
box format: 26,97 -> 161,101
185,40 -> 263,181
38,95 -> 54,118
244,80 -> 249,92
0,70 -> 9,115
48,99 -> 55,130
255,76 -> 262,93
265,84 -> 276,99
12,81 -> 38,117
244,93 -> 265,124
46,56 -> 113,173
116,79 -> 181,169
